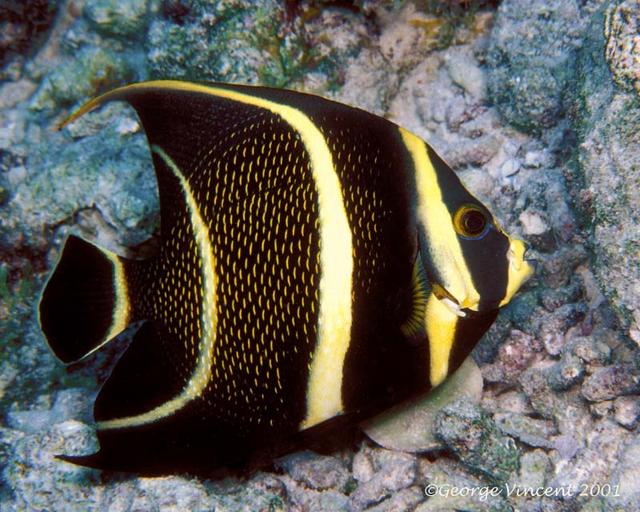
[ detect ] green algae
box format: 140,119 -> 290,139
84,0 -> 151,39
31,47 -> 137,113
436,400 -> 521,484
146,0 -> 344,88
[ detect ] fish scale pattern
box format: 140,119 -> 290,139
186,113 -> 321,432
320,123 -> 390,296
127,200 -> 204,393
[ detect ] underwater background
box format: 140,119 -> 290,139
0,0 -> 639,510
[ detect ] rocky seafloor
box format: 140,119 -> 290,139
0,0 -> 639,510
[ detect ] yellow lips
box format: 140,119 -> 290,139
500,238 -> 534,307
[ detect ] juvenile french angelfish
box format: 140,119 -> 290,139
38,81 -> 533,474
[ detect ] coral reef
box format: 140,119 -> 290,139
604,0 -> 640,96
486,0 -> 585,133
569,0 -> 640,344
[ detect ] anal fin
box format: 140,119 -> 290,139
94,321 -> 184,425
59,322 -> 190,472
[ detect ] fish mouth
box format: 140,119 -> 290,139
498,240 -> 536,307
432,288 -> 498,318
508,241 -> 535,276
432,252 -> 537,318
432,283 -> 468,318
524,257 -> 539,276
514,253 -> 536,284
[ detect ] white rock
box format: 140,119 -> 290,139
614,396 -> 640,429
608,436 -> 640,508
116,117 -> 140,135
519,210 -> 549,235
378,4 -> 425,69
445,48 -> 487,100
501,158 -> 521,177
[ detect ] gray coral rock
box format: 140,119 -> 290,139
204,473 -> 291,511
349,446 -> 417,510
613,396 -> 640,428
549,419 -> 631,504
608,435 -> 640,508
0,114 -> 158,251
363,486 -> 425,512
482,329 -> 543,385
84,0 -> 151,39
131,476 -> 214,511
418,458 -> 512,511
277,474 -> 349,512
494,412 -> 556,449
487,0 -> 585,132
146,0 -> 366,90
604,0 -> 640,96
435,399 -> 520,483
3,421 -> 100,511
570,1 -> 640,344
30,46 -> 137,113
276,451 -> 350,491
547,354 -> 586,391
7,388 -> 93,434
581,364 -> 640,402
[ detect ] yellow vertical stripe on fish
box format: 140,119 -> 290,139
98,145 -> 219,430
424,292 -> 458,386
87,249 -> 132,357
398,128 -> 480,310
104,252 -> 130,343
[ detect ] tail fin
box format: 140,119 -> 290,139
38,235 -> 132,363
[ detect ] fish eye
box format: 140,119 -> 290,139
453,204 -> 489,239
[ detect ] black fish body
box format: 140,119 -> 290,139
38,81 -> 533,474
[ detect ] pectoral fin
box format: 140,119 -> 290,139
400,256 -> 430,342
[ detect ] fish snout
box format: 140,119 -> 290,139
499,238 -> 535,307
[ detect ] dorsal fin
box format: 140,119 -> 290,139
61,82 -> 280,229
60,81 -> 312,181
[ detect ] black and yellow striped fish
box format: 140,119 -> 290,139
38,81 -> 533,474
